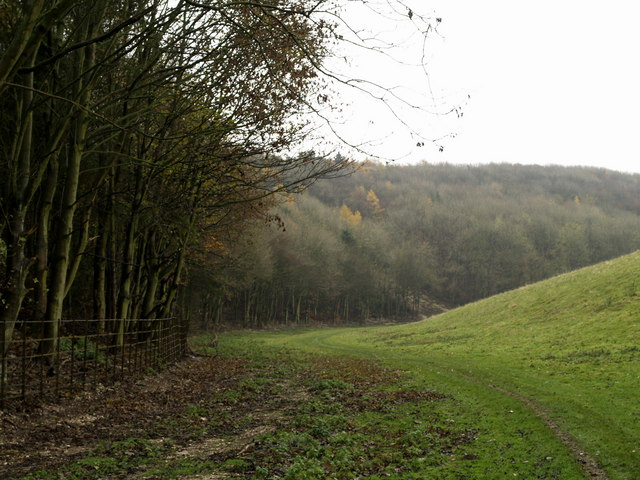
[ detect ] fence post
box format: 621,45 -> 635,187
82,320 -> 88,391
70,320 -> 75,395
21,323 -> 26,401
92,328 -> 98,392
120,328 -> 125,379
55,325 -> 62,398
0,339 -> 5,409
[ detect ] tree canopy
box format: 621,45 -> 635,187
3,1 -> 439,356
190,162 -> 640,328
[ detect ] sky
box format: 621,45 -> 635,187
326,0 -> 640,175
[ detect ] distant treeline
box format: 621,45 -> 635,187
185,162 -> 640,328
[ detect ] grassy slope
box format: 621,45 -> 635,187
228,251 -> 640,479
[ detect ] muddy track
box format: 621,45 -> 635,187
460,373 -> 609,480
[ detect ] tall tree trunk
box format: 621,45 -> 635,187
141,259 -> 161,319
159,248 -> 185,319
131,235 -> 148,320
0,207 -> 30,359
107,175 -> 118,321
33,155 -> 60,336
1,49 -> 37,359
93,219 -> 108,331
116,168 -> 143,322
63,201 -> 94,298
93,167 -> 114,330
42,36 -> 96,356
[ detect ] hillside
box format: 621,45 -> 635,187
183,162 -> 640,329
306,162 -> 640,306
236,250 -> 640,479
377,249 -> 640,362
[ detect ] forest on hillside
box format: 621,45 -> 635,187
182,162 -> 640,328
2,0 -> 424,360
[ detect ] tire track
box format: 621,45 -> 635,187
485,381 -> 609,480
308,331 -> 610,480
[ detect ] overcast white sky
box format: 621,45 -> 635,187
327,0 -> 640,175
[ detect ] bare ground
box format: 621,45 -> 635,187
0,355 -> 263,478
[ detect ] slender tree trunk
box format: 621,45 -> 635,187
116,167 -> 143,322
1,50 -> 37,359
130,234 -> 148,320
160,244 -> 187,319
63,201 -> 94,298
141,231 -> 160,318
0,209 -> 30,357
295,295 -> 301,324
42,37 -> 96,356
33,153 -> 60,338
107,177 -> 118,322
93,223 -> 108,330
344,295 -> 349,323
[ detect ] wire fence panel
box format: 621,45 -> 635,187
0,318 -> 187,409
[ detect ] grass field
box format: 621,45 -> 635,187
8,252 -> 638,479
223,251 -> 640,479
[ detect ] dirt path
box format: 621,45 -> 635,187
459,372 -> 610,480
500,386 -> 608,480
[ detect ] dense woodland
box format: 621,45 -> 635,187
1,0 -> 406,360
183,162 -> 640,328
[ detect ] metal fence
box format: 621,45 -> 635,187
0,317 -> 187,409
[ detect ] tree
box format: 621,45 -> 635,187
2,0 -> 442,360
0,0 -> 343,358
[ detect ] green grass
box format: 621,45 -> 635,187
223,250 -> 640,479
240,344 -> 585,479
15,343 -> 580,480
12,252 -> 639,479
